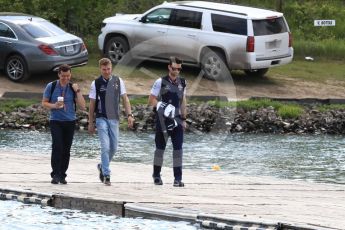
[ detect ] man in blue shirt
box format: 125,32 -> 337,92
42,64 -> 86,184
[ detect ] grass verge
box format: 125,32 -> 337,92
269,59 -> 345,83
208,99 -> 304,119
3,98 -> 344,121
316,104 -> 345,112
0,98 -> 40,113
277,104 -> 304,119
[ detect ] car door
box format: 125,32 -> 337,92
132,8 -> 172,59
0,22 -> 17,68
164,9 -> 203,64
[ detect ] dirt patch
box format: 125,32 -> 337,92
1,71 -> 345,100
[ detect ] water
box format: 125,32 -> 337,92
0,200 -> 198,230
1,130 -> 344,184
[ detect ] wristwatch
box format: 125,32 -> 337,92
76,89 -> 81,93
127,113 -> 134,118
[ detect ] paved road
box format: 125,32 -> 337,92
0,151 -> 344,229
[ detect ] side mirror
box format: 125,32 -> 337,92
139,16 -> 147,23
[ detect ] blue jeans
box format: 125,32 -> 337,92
96,117 -> 119,176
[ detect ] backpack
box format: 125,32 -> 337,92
48,80 -> 76,111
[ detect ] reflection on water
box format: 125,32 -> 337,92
1,130 -> 345,184
0,200 -> 198,230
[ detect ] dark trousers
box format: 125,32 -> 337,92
153,125 -> 184,181
50,120 -> 75,179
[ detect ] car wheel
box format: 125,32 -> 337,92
6,55 -> 30,82
244,68 -> 269,77
105,37 -> 129,64
201,51 -> 228,81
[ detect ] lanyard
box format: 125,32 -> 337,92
58,81 -> 69,97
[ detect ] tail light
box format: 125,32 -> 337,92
38,44 -> 58,55
246,36 -> 254,52
81,43 -> 87,51
288,32 -> 293,47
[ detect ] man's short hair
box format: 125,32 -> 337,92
99,58 -> 112,67
169,56 -> 182,65
58,64 -> 71,74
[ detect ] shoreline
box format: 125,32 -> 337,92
1,99 -> 345,135
1,151 -> 344,230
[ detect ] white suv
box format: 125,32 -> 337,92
98,1 -> 293,80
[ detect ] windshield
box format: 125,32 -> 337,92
20,21 -> 66,38
253,17 -> 288,36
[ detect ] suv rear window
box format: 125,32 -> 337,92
211,14 -> 247,35
20,21 -> 66,38
253,17 -> 288,36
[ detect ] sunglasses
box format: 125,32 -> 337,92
170,66 -> 182,71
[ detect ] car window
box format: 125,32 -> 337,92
253,17 -> 288,36
170,9 -> 202,29
0,22 -> 16,39
20,21 -> 66,38
144,8 -> 172,25
211,14 -> 247,35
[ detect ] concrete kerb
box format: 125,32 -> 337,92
197,213 -> 277,229
124,202 -> 198,223
196,214 -> 321,230
0,187 -> 324,230
52,194 -> 125,217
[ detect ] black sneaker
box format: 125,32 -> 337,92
173,180 -> 184,187
104,176 -> 111,186
60,178 -> 67,184
97,163 -> 104,183
51,176 -> 59,184
153,176 -> 163,185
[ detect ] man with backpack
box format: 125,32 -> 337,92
42,64 -> 86,184
149,56 -> 187,187
88,58 -> 134,186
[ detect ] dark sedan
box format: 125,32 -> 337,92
0,13 -> 88,82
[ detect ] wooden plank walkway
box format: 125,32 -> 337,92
0,151 -> 344,230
